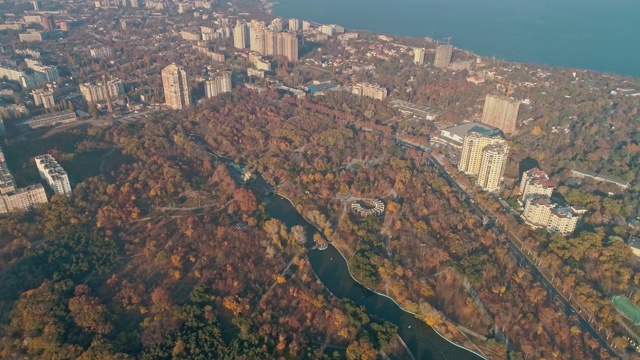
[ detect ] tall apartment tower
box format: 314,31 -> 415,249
481,94 -> 520,133
233,22 -> 250,49
161,64 -> 191,110
249,23 -> 265,54
270,18 -> 283,31
280,32 -> 298,62
205,72 -> 232,98
414,48 -> 425,65
264,29 -> 277,56
434,44 -> 453,68
289,18 -> 301,31
477,143 -> 509,191
35,154 -> 72,195
458,131 -> 506,175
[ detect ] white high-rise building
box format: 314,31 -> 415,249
548,207 -> 579,236
161,64 -> 191,110
205,72 -> 232,98
458,131 -> 506,175
35,154 -> 72,195
233,22 -> 250,49
414,48 -> 425,65
289,18 -> 301,31
476,142 -> 509,191
270,18 -> 283,31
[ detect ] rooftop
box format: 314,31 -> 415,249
442,122 -> 502,139
552,207 -> 576,219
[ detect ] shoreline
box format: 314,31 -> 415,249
269,0 -> 640,78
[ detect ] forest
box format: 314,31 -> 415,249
0,87 -> 637,359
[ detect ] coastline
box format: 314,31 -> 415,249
270,0 -> 640,78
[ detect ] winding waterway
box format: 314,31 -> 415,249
262,194 -> 483,360
190,134 -> 483,359
250,175 -> 482,359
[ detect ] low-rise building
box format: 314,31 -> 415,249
389,100 -> 444,120
32,89 -> 55,109
548,207 -> 579,236
520,168 -> 554,202
89,47 -> 114,59
522,196 -> 579,235
431,122 -> 501,150
247,67 -> 264,78
352,82 -> 387,100
522,196 -> 555,228
628,236 -> 640,257
18,110 -> 77,130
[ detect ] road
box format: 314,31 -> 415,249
426,155 -> 618,358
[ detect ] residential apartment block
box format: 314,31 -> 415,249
161,64 -> 191,110
205,72 -> 232,98
352,82 -> 387,100
477,143 -> 509,191
80,78 -> 125,104
458,131 -> 506,175
35,154 -> 72,195
0,147 -> 48,213
89,47 -> 114,59
522,195 -> 579,236
32,89 -> 55,109
0,184 -> 48,213
520,168 -> 554,202
481,94 -> 520,134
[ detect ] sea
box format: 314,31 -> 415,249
272,0 -> 640,78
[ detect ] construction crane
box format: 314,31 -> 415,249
495,79 -> 514,97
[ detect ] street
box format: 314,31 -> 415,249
426,155 -> 618,358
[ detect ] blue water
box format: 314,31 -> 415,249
273,0 -> 640,77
